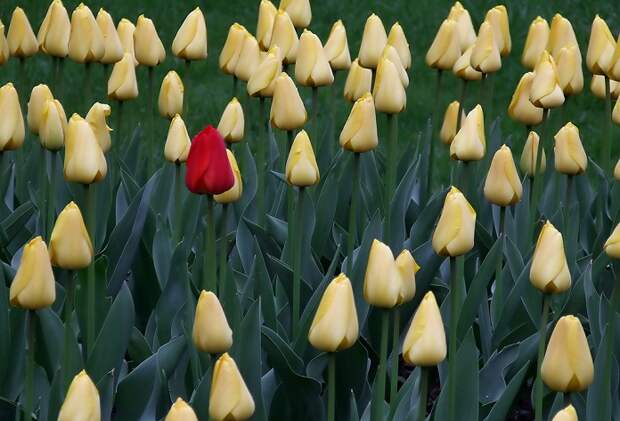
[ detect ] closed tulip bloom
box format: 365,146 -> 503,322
165,398 -> 198,421
615,159 -> 620,181
556,46 -> 583,96
450,104 -> 485,161
530,51 -> 564,108
453,45 -> 483,81
68,3 -> 104,63
279,0 -> 311,29
220,23 -> 246,75
9,237 -> 56,309
28,84 -> 54,134
134,15 -> 165,67
484,145 -> 522,206
192,290 -> 233,353
548,14 -> 579,59
484,5 -> 511,56
402,291 -> 447,366
604,224 -> 620,259
209,354 -> 255,421
340,92 -> 378,153
7,8 -> 38,57
40,99 -> 67,150
447,1 -> 476,51
64,114 -> 107,184
426,19 -> 460,70
383,45 -> 409,88
247,46 -> 282,97
233,33 -> 260,82
373,55 -> 407,114
185,126 -> 234,194
552,405 -> 578,421
0,83 -> 25,151
270,72 -> 306,130
439,101 -> 465,145
38,0 -> 70,57
49,202 -> 93,269
172,7 -> 207,61
256,0 -> 277,50
358,14 -> 388,69
57,370 -> 100,421
343,59 -> 372,102
117,18 -> 137,64
295,30 -> 334,87
286,130 -> 319,186
215,150 -> 243,204
470,21 -> 502,74
508,72 -> 543,125
164,115 -> 190,164
218,98 -> 244,143
586,15 -> 615,76
554,122 -> 587,175
158,71 -> 184,118
591,74 -> 620,99
363,239 -> 401,308
0,21 -> 9,65
541,315 -> 594,392
615,96 -> 620,124
432,186 -> 476,256
520,131 -> 546,176
395,250 -> 418,304
324,20 -> 351,71
387,22 -> 411,70
308,273 -> 359,352
530,221 -> 571,293
270,11 -> 298,64
96,9 -> 123,64
85,102 -> 111,152
108,53 -> 138,101
522,17 -> 549,69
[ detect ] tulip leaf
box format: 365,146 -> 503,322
97,370 -> 115,421
483,361 -> 529,421
388,157 -> 419,251
35,307 -> 82,382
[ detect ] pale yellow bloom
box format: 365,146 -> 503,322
209,353 -> 255,421
247,46 -> 282,97
285,130 -> 319,187
343,59 -> 372,102
387,22 -> 411,70
324,20 -> 351,71
64,114 -> 107,184
38,0 -> 70,57
554,122 -> 587,175
158,71 -> 184,119
270,11 -> 298,64
521,17 -> 549,69
172,8 -> 207,61
556,46 -> 583,96
117,18 -> 136,65
440,101 -> 465,145
447,1 -> 476,51
484,5 -> 511,56
270,72 -> 306,130
453,45 -> 482,81
164,115 -> 190,164
256,0 -> 277,50
426,19 -> 460,71
483,145 -> 522,206
49,202 -> 93,270
295,30 -> 334,87
40,99 -> 68,151
234,33 -> 260,82
279,0 -> 311,29
58,370 -> 100,421
220,23 -> 247,75
530,221 -> 571,293
28,84 -> 54,135
96,9 -> 123,64
402,292 -> 447,366
68,3 -> 104,63
192,290 -> 233,353
470,21 -> 501,74
552,405 -> 578,421
7,7 -> 38,57
0,83 -> 25,151
548,14 -> 579,59
520,131 -> 546,177
9,237 -> 56,310
85,102 -> 112,152
340,92 -> 378,153
450,105 -> 485,161
218,98 -> 244,143
604,223 -> 620,259
373,55 -> 406,114
358,14 -> 387,69
530,51 -> 564,108
165,398 -> 198,421
134,15 -> 165,67
107,52 -> 138,101
432,186 -> 476,257
586,15 -> 615,75
508,72 -> 543,126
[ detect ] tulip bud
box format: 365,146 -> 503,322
68,3 -> 104,63
447,2 -> 476,51
214,150 -> 243,204
343,59 -> 372,102
363,239 -> 401,308
615,159 -> 620,181
295,30 -> 334,87
470,21 -> 502,74
220,24 -> 246,75
134,15 -> 165,67
586,15 -> 615,76
172,8 -> 207,61
164,115 -> 191,164
9,236 -> 56,310
450,104 -> 485,161
57,370 -> 100,421
440,101 -> 465,145
165,398 -> 198,421
383,44 -> 409,88
556,46 -> 583,96
387,23 -> 411,70
484,5 -> 511,56
117,18 -> 137,65
432,186 -> 476,256
548,14 -> 579,59
426,19 -> 460,71
604,223 -> 620,259
591,74 -> 620,99
402,291 -> 447,366
552,405 -> 578,421
324,20 -> 351,71
40,99 -> 67,151
49,202 -> 93,270
357,14 -> 388,69
108,52 -> 138,101
279,0 -> 311,29
530,221 -> 571,293
96,9 -> 123,64
484,145 -> 522,206
0,20 -> 9,65
308,273 -> 359,352
28,84 -> 54,135
7,7 -> 38,57
522,17 -> 549,70
270,72 -> 306,130
85,102 -> 111,152
38,0 -> 70,58
64,114 -> 107,184
286,130 -> 319,186
270,11 -> 298,64
340,92 -> 378,153
554,122 -> 587,175
247,46 -> 282,97
209,353 -> 255,421
541,315 -> 594,392
530,51 -> 565,109
185,126 -> 234,195
395,250 -> 418,304
234,33 -> 260,82
158,71 -> 184,119
520,131 -> 546,176
508,72 -> 543,126
452,45 -> 482,81
373,55 -> 407,114
0,83 -> 25,151
218,97 -> 244,143
256,0 -> 277,50
192,290 -> 233,353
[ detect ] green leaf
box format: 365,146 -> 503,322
483,362 -> 529,421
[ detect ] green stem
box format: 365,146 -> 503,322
328,76 -> 337,161
24,310 -> 35,421
448,256 -> 462,421
427,70 -> 443,201
113,100 -> 124,186
603,263 -> 620,421
184,60 -> 191,130
257,97 -> 267,226
311,86 -> 319,148
46,151 -> 57,241
292,187 -> 305,337
327,353 -> 336,421
385,114 -> 398,248
371,310 -> 390,421
204,196 -> 217,293
102,64 -> 109,100
83,63 -> 92,113
219,204 -> 228,288
478,73 -> 487,106
535,294 -> 551,421
346,153 -> 360,275
173,163 -> 183,243
390,308 -> 400,401
603,76 -> 612,175
493,206 -> 506,323
85,184 -> 96,358
417,367 -> 428,421
456,79 -> 467,131
147,66 -> 155,177
54,57 -> 63,102
286,130 -> 294,260
530,109 -> 550,243
232,75 -> 238,98
62,270 -> 74,390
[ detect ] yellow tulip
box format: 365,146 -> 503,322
452,45 -> 483,81
395,250 -> 418,304
552,405 -> 578,421
483,145 -> 522,206
285,130 -> 319,186
116,18 -> 136,65
108,52 -> 138,101
28,84 -> 54,135
96,9 -> 123,64
218,98 -> 244,143
192,290 -> 233,354
548,14 -> 579,59
209,353 -> 255,421
586,15 -> 615,76
358,14 -> 388,69
220,23 -> 246,75
591,74 -> 620,99
554,122 -> 587,175
0,83 -> 25,151
38,0 -> 70,58
256,0 -> 277,50
9,236 -> 56,310
363,239 -> 402,308
40,99 -> 67,151
164,114 -> 190,164
508,72 -> 543,126
68,3 -> 104,63
402,291 -> 447,366
324,20 -> 351,71
439,101 -> 465,145
270,72 -> 306,130
450,104 -> 485,161
530,221 -> 571,293
247,46 -> 282,97
541,315 -> 594,392
7,7 -> 38,57
165,398 -> 198,421
387,22 -> 411,70
604,223 -> 620,259
234,33 -> 260,82
470,21 -> 501,74
215,150 -> 243,204
530,51 -> 564,109
343,59 -> 372,102
373,55 -> 406,114
447,1 -> 476,51
340,92 -> 378,153
432,186 -> 476,257
556,46 -> 583,96
383,44 -> 409,88
521,17 -> 549,70
0,20 -> 9,65
85,102 -> 112,153
64,114 -> 107,184
279,0 -> 311,29
49,202 -> 93,270
57,370 -> 100,421
172,8 -> 207,61
615,159 -> 620,181
158,71 -> 184,119
426,19 -> 460,71
308,273 -> 358,352
134,15 -> 165,67
270,11 -> 298,64
295,30 -> 334,87
484,5 -> 511,56
520,131 -> 546,177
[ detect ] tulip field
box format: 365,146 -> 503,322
3,0 -> 620,420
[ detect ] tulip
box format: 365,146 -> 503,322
324,20 -> 351,71
158,71 -> 184,118
247,46 -> 282,97
192,290 -> 233,353
185,125 -> 234,194
520,131 -> 546,176
383,44 -> 409,88
172,8 -> 208,61
134,15 -> 165,67
49,202 -> 93,270
447,2 -> 476,51
233,33 -> 260,82
556,46 -> 583,96
530,51 -> 564,108
470,21 -> 502,74
439,101 -> 464,145
484,5 -> 511,56
64,114 -> 107,184
586,15 -> 615,76
432,186 -> 476,257
591,74 -> 620,99
96,9 -> 123,64
117,18 -> 136,64
68,3 -> 104,63
9,236 -> 56,309
218,98 -> 244,143
85,102 -> 111,152
373,55 -> 407,114
395,250 -> 418,304
548,14 -> 579,59
0,83 -> 25,151
554,122 -> 587,175
358,13 -> 388,69
270,11 -> 298,64
541,315 -> 593,392
209,353 -> 255,421
615,159 -> 620,181
57,370 -> 100,421
256,0 -> 277,50
387,22 -> 411,70
28,84 -> 54,135
530,221 -> 571,293
165,398 -> 198,421
107,52 -> 138,101
214,150 -> 243,204
453,45 -> 482,81
38,0 -> 70,58
220,23 -> 246,75
483,145 -> 522,206
552,405 -> 578,421
425,19 -> 460,71
450,104 -> 485,161
522,17 -> 549,69
40,99 -> 67,151
7,7 -> 38,57
270,72 -> 306,130
508,72 -> 543,125
363,239 -> 401,308
295,30 -> 334,87
308,273 -> 358,352
286,130 -> 319,186
164,115 -> 190,164
279,0 -> 311,29
343,59 -> 372,102
604,223 -> 620,259
402,291 -> 447,366
340,92 -> 378,153
0,20 -> 9,65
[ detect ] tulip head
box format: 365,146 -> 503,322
387,22 -> 411,70
447,2 -> 476,51
165,398 -> 198,421
256,0 -> 277,50
164,115 -> 191,164
7,7 -> 39,57
0,21 -> 9,65
172,7 -> 207,61
382,44 -> 409,88
452,45 -> 483,81
615,159 -> 620,181
586,15 -> 615,75
548,14 -> 578,58
209,353 -> 255,421
270,11 -> 298,64
40,99 -> 68,151
484,5 -> 511,56
530,221 -> 571,293
49,202 -> 93,270
218,97 -> 244,143
556,45 -> 583,96
343,59 -> 372,102
220,23 -> 247,75
270,72 -> 306,130
608,34 -> 620,81
604,223 -> 620,259
57,370 -> 100,421
185,126 -> 234,195
68,3 -> 104,63
295,30 -> 334,87
530,51 -> 565,108
214,150 -> 243,204
521,17 -> 549,69
373,55 -> 407,114
64,114 -> 107,184
358,14 -> 388,69
158,71 -> 184,119
107,52 -> 139,101
508,72 -> 543,126
450,104 -> 485,161
192,290 -> 233,353
234,33 -> 261,82
432,186 -> 476,257
520,131 -> 546,177
402,291 -> 447,366
279,0 -> 311,29
340,93 -> 378,153
0,83 -> 25,151
484,145 -> 522,206
247,46 -> 282,97
9,236 -> 56,310
552,405 -> 578,421
28,84 -> 54,135
324,20 -> 351,71
85,102 -> 111,152
117,18 -> 137,64
134,15 -> 165,67
439,101 -> 465,145
554,122 -> 587,175
363,239 -> 401,308
470,21 -> 502,74
426,19 -> 460,71
286,130 -> 319,187
395,250 -> 418,305
591,74 -> 620,99
38,0 -> 70,57
96,9 -> 123,64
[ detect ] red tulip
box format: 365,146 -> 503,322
185,126 -> 235,195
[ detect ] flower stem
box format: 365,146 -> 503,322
257,97 -> 267,226
327,353 -> 336,421
85,184 -> 96,358
603,76 -> 612,175
219,204 -> 228,288
456,79 -> 467,131
292,187 -> 305,337
147,66 -> 155,177
427,70 -> 443,202
286,130 -> 294,260
535,294 -> 551,421
62,270 -> 75,391
83,63 -> 92,114
384,113 -> 398,248
54,57 -> 64,102
46,151 -> 57,241
529,109 -> 550,243
371,310 -> 390,421
184,60 -> 191,130
448,256 -> 462,421
173,163 -> 183,243
493,206 -> 506,323
417,367 -> 428,421
346,153 -> 360,275
24,310 -> 35,421
390,307 -> 401,401
232,75 -> 238,98
312,86 -> 319,149
602,262 -> 620,421
204,196 -> 217,293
